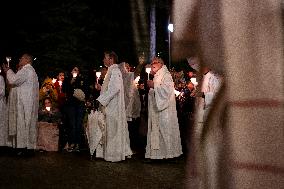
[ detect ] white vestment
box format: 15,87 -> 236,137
145,65 -> 183,159
96,64 -> 132,162
7,64 -> 39,149
0,75 -> 8,146
6,86 -> 18,148
200,71 -> 222,120
118,63 -> 141,121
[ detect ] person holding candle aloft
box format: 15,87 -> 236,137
64,66 -> 87,152
2,53 -> 39,156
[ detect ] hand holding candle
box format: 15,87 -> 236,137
46,106 -> 51,111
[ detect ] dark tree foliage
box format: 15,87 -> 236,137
0,0 -> 175,79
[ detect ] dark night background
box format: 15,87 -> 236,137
0,0 -> 177,82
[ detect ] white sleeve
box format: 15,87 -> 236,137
97,69 -> 121,106
154,73 -> 174,111
0,76 -> 5,98
7,68 -> 28,86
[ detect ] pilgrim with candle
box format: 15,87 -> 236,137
53,71 -> 66,109
38,97 -> 62,124
63,66 -> 87,152
37,97 -> 62,151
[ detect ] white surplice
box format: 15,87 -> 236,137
6,64 -> 39,149
0,75 -> 8,146
145,65 -> 183,159
201,71 -> 222,120
96,64 -> 132,162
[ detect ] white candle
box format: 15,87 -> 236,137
46,107 -> 51,111
146,67 -> 151,80
6,57 -> 11,68
72,73 -> 77,78
96,71 -> 101,83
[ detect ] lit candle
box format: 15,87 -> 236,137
72,72 -> 78,78
96,72 -> 101,83
146,67 -> 151,80
52,78 -> 57,84
46,107 -> 51,111
6,57 -> 11,68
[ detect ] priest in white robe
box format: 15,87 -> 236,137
3,53 -> 39,151
146,57 -> 183,159
96,51 -> 132,162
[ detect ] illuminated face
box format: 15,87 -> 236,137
44,99 -> 52,107
58,72 -> 65,81
151,62 -> 162,75
124,63 -> 130,72
19,55 -> 28,67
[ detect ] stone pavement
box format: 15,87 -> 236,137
0,148 -> 186,189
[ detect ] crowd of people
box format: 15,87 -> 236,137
0,51 -> 221,163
